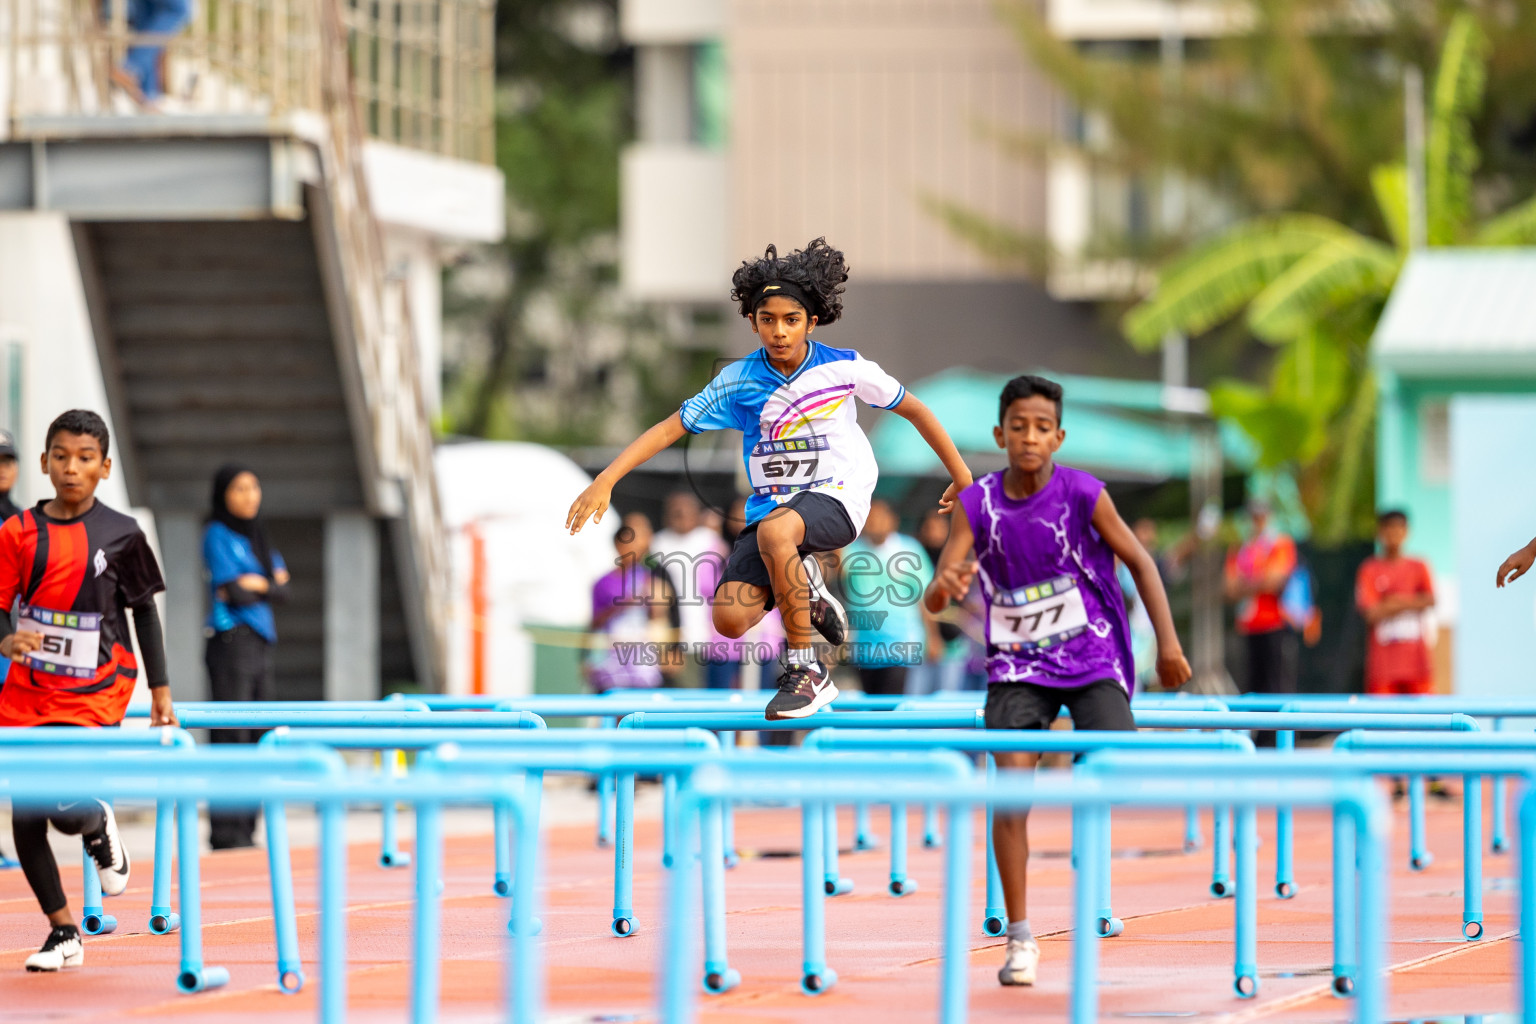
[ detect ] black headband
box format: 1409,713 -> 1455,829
752,279 -> 815,316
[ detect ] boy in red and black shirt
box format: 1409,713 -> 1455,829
0,410 -> 178,972
1355,509 -> 1436,697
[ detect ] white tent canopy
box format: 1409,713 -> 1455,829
435,441 -> 617,696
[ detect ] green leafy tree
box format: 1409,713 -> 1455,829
944,1 -> 1536,266
933,6 -> 1536,541
1124,13 -> 1536,543
442,0 -> 628,442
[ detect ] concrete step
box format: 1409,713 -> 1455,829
112,302 -> 334,341
127,376 -> 347,413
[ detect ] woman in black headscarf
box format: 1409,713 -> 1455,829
201,465 -> 289,849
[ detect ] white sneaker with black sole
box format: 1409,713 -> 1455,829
765,658 -> 839,720
801,554 -> 848,646
82,800 -> 130,897
25,925 -> 83,972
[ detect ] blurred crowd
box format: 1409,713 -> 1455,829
584,491 -> 985,698
585,489 -> 1441,702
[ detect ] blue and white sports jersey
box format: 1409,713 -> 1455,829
679,342 -> 905,533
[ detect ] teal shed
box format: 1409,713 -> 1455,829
1373,248 -> 1536,695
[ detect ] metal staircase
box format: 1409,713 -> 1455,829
0,0 -> 495,695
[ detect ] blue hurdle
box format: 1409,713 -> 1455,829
262,725 -> 719,935
1088,748 -> 1536,996
0,726 -> 195,934
664,764 -> 1390,1024
804,727 -> 1255,944
0,746 -> 543,1024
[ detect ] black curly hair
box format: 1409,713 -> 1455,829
730,237 -> 849,325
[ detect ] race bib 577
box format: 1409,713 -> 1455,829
748,435 -> 833,497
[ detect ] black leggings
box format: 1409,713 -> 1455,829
206,626 -> 275,847
13,800 -> 105,915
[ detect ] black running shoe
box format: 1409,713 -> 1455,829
801,554 -> 847,646
25,925 -> 83,972
765,659 -> 839,720
82,800 -> 130,897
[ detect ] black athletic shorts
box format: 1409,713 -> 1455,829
984,679 -> 1136,732
718,491 -> 857,612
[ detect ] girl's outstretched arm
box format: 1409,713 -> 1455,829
891,393 -> 972,514
1498,538 -> 1536,587
567,412 -> 689,534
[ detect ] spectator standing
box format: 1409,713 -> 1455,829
109,0 -> 193,105
202,464 -> 289,849
1225,499 -> 1299,695
1355,510 -> 1436,696
586,512 -> 670,693
840,499 -> 931,696
651,492 -> 727,684
0,430 -> 20,520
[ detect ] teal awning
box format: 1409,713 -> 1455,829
870,368 -> 1256,481
1374,248 -> 1536,376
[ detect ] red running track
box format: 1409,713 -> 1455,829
0,779 -> 1516,1022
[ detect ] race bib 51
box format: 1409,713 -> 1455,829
16,602 -> 102,681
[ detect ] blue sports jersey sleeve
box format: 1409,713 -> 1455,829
679,364 -> 748,433
203,523 -> 250,587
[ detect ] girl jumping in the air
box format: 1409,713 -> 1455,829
567,238 -> 971,719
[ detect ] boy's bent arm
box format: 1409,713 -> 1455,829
129,600 -> 178,726
1092,490 -> 1190,687
567,412 -> 689,534
924,509 -> 977,615
891,394 -> 972,513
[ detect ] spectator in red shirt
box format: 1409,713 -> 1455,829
1355,509 -> 1435,697
1225,500 -> 1298,695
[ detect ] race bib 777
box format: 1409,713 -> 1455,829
988,575 -> 1090,651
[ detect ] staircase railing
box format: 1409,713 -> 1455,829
2,0 -> 495,164
0,0 -> 481,687
313,0 -> 449,687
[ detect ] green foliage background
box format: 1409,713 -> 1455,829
936,1 -> 1536,543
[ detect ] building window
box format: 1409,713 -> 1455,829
1419,399 -> 1449,485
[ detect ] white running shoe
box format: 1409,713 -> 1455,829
83,800 -> 130,897
25,926 -> 83,972
998,937 -> 1039,986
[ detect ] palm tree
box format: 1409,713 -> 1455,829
1124,13 -> 1536,544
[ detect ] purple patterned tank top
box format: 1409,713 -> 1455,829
957,466 -> 1134,693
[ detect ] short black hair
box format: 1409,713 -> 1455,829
730,238 -> 849,325
1377,509 -> 1409,527
45,409 -> 110,458
999,374 -> 1063,426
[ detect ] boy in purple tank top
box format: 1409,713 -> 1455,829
924,374 -> 1190,987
